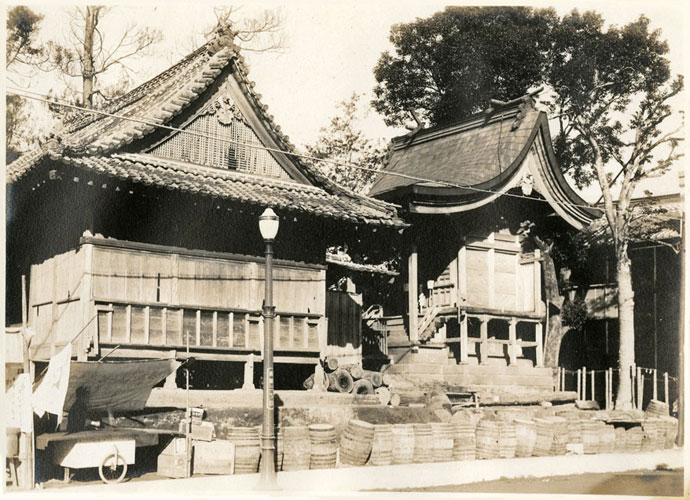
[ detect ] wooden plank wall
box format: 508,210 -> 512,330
28,248 -> 87,359
90,246 -> 325,315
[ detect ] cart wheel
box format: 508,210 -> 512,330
99,452 -> 128,484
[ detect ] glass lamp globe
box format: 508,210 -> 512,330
259,208 -> 279,240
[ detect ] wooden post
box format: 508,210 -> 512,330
144,306 -> 150,344
20,275 -> 35,489
637,367 -> 644,410
508,318 -> 517,366
212,311 -> 218,348
605,369 -> 610,410
457,246 -> 467,307
608,367 -> 614,410
653,369 -> 658,401
631,363 -> 637,409
408,245 -> 419,344
535,322 -> 544,367
591,369 -> 595,402
577,369 -> 581,400
560,367 -> 564,392
479,316 -> 488,365
664,372 -> 669,404
459,314 -> 468,363
228,312 -> 234,348
582,366 -> 587,401
195,310 -> 201,346
487,246 -> 495,309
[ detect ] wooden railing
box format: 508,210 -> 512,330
444,310 -> 544,367
95,300 -> 323,352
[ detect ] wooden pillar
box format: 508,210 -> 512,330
653,369 -> 658,401
457,245 -> 467,306
637,366 -> 643,410
576,369 -> 581,399
479,315 -> 488,365
459,313 -> 468,364
591,369 -> 595,402
608,367 -> 614,410
508,318 -> 517,366
582,366 -> 587,401
605,369 -> 610,409
79,243 -> 94,361
664,372 -> 669,403
535,322 -> 544,367
408,244 -> 419,344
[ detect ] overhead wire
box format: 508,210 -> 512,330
5,86 -> 681,220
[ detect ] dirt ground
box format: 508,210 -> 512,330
392,468 -> 685,496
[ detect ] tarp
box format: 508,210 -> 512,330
32,344 -> 71,424
61,358 -> 181,413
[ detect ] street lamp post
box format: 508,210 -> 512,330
258,208 -> 279,486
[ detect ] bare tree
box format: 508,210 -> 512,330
209,6 -> 286,53
41,6 -> 162,108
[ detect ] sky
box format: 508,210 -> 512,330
10,0 -> 688,200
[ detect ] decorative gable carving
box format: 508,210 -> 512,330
148,89 -> 292,180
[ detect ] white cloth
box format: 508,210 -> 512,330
6,373 -> 33,432
32,344 -> 72,424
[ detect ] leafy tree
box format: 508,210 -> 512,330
546,12 -> 683,409
373,7 -> 683,409
40,6 -> 162,108
306,93 -> 387,194
6,6 -> 45,160
372,6 -> 557,127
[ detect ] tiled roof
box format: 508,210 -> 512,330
369,101 -> 541,196
55,153 -> 404,227
7,32 -> 404,227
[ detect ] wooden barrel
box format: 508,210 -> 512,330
339,419 -> 374,466
614,427 -> 627,453
513,419 -> 536,458
352,379 -> 375,395
546,417 -> 568,455
557,411 -> 583,445
625,426 -> 643,453
498,421 -> 517,459
412,423 -> 434,463
452,421 -> 476,461
476,420 -> 500,460
308,424 -> 337,469
645,399 -> 669,417
277,426 -> 311,471
641,419 -> 660,452
660,416 -> 678,448
430,422 -> 455,462
596,423 -> 615,454
227,426 -> 260,474
391,424 -> 415,464
369,424 -> 393,466
580,419 -> 599,454
533,418 -> 554,457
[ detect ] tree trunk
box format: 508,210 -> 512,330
535,238 -> 566,369
615,244 -> 635,410
82,7 -> 96,108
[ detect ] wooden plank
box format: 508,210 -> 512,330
144,306 -> 150,344
535,322 -> 543,367
487,248 -> 495,309
457,246 -> 467,306
212,311 -> 218,347
162,308 -> 167,345
228,312 -> 234,348
107,307 -> 113,343
508,318 -> 517,366
244,313 -> 249,349
479,316 -> 488,365
125,305 -> 132,343
408,245 -> 418,343
460,314 -> 468,363
195,310 -> 201,346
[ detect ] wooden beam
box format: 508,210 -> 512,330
408,244 -> 419,344
508,318 -> 517,366
535,322 -> 544,367
460,314 -> 468,363
479,315 -> 488,365
212,311 -> 218,348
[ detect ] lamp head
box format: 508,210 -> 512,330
259,208 -> 279,240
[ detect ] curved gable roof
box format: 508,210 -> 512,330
368,97 -> 600,228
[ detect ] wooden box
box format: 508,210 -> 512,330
179,421 -> 215,442
193,440 -> 235,475
157,437 -> 188,478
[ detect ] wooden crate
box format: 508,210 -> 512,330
193,440 -> 235,475
157,437 -> 188,478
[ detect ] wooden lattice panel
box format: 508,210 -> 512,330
150,111 -> 292,180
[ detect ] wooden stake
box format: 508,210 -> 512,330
637,367 -> 643,410
591,369 -> 595,402
653,369 -> 658,401
582,366 -> 587,401
605,368 -> 610,410
577,369 -> 581,400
